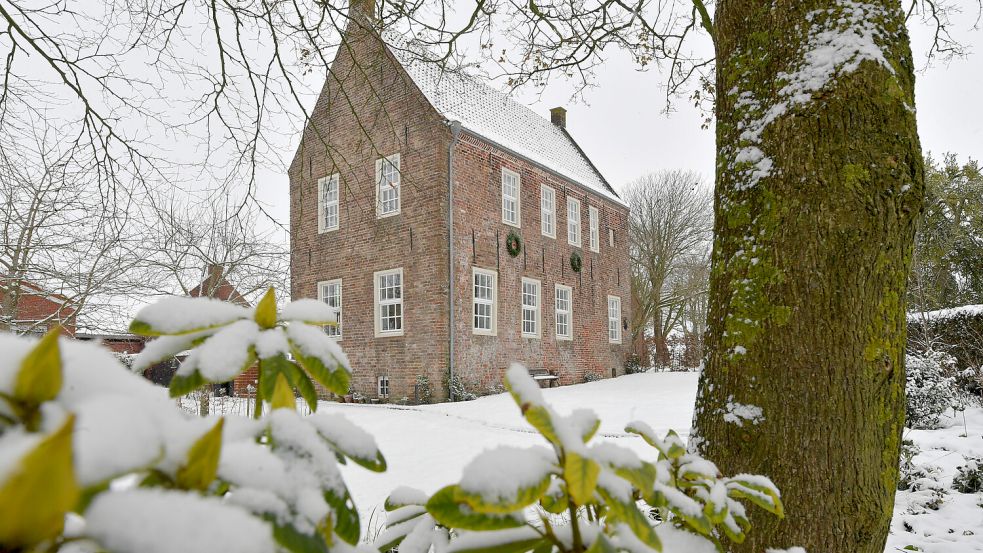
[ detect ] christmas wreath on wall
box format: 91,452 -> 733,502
570,251 -> 583,273
506,231 -> 523,258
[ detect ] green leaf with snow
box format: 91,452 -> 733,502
426,486 -> 525,531
289,342 -> 349,397
726,476 -> 784,518
268,516 -> 330,553
271,372 -> 296,411
13,327 -> 62,408
0,415 -> 78,548
539,481 -> 568,514
613,461 -> 658,501
168,370 -> 207,397
385,487 -> 429,511
324,486 -> 360,545
720,510 -> 750,543
311,413 -> 386,472
175,418 -> 224,491
129,297 -> 249,336
254,287 -> 278,329
564,451 -> 600,506
597,487 -> 661,551
523,405 -> 561,445
440,527 -> 545,553
278,357 -> 319,412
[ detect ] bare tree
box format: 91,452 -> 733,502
624,170 -> 712,366
0,116 -> 141,333
139,194 -> 290,303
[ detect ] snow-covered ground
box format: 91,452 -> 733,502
886,408 -> 983,553
310,372 -> 982,551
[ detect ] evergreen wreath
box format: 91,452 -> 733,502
570,251 -> 583,273
505,231 -> 523,257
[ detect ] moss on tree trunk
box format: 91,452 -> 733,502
692,0 -> 923,550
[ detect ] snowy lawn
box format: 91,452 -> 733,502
313,372 -> 982,551
887,408 -> 983,553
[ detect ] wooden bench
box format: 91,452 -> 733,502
527,368 -> 559,388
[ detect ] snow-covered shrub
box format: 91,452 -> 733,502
906,350 -> 958,429
0,289 -> 386,553
624,353 -> 644,374
898,439 -> 925,491
415,375 -> 433,404
952,458 -> 983,494
448,375 -> 478,402
376,365 -> 784,553
583,371 -> 604,383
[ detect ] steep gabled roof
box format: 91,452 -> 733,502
388,45 -> 625,206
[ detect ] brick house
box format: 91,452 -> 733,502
0,279 -> 77,335
289,17 -> 631,401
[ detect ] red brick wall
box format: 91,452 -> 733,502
450,134 -> 631,388
289,27 -> 631,400
289,26 -> 452,401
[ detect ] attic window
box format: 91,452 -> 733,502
376,154 -> 401,217
502,168 -> 520,227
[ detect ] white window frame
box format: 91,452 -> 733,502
609,228 -> 615,247
376,153 -> 401,217
501,168 -> 521,227
317,279 -> 343,339
318,174 -> 340,233
608,295 -> 622,344
541,185 -> 556,238
374,268 -> 404,337
521,277 -> 541,338
567,197 -> 581,247
472,267 -> 498,335
588,206 -> 600,252
377,376 -> 390,398
555,284 -> 573,341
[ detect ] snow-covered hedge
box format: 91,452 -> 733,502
0,290 -> 785,552
905,350 -> 958,429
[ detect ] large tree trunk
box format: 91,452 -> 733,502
691,1 -> 923,551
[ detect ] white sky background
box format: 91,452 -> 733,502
249,3 -> 983,223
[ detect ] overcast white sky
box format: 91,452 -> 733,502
507,16 -> 983,194
238,8 -> 983,224
251,8 -> 982,224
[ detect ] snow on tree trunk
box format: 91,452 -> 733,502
691,0 -> 923,551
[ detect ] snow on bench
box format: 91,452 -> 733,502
527,368 -> 558,388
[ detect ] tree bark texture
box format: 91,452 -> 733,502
692,0 -> 923,551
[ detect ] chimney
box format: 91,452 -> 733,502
550,107 -> 567,129
350,0 -> 377,22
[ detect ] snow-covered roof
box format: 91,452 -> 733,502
389,46 -> 624,206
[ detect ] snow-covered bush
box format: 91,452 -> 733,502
906,350 -> 958,429
375,365 -> 784,553
624,353 -> 644,374
898,439 -> 924,491
448,375 -> 478,402
583,371 -> 604,383
0,289 -> 385,553
952,458 -> 983,494
415,375 -> 433,404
